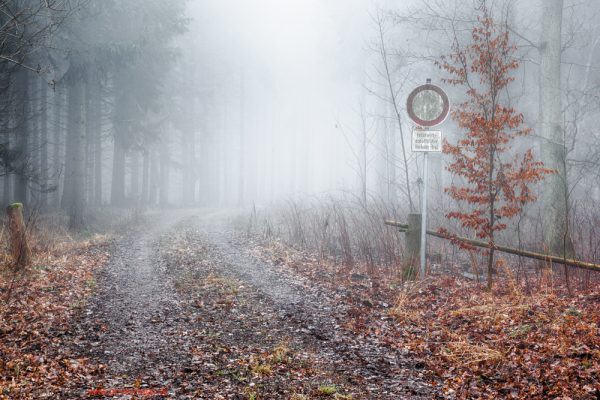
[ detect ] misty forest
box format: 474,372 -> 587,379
1,0 -> 600,398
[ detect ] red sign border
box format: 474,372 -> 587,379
406,84 -> 450,127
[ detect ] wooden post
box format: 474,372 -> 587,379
7,203 -> 30,268
404,213 -> 422,279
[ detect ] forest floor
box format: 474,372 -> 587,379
0,208 -> 599,399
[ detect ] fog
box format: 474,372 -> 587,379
0,0 -> 598,261
176,0 -> 379,204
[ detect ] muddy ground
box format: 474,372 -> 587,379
74,209 -> 440,399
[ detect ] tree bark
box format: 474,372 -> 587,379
149,143 -> 158,205
188,125 -> 196,203
387,100 -> 398,208
290,123 -> 297,196
238,67 -> 245,206
199,103 -> 210,204
61,89 -> 74,211
111,129 -> 126,206
2,174 -> 11,207
141,148 -> 149,205
40,82 -> 48,206
29,80 -> 40,205
85,82 -> 94,206
539,0 -> 574,258
377,72 -> 388,200
7,203 -> 30,268
93,83 -> 102,206
359,75 -> 367,204
3,125 -> 12,206
52,87 -> 62,208
131,149 -> 139,203
181,129 -> 189,203
14,69 -> 29,207
111,78 -> 127,206
223,95 -> 230,205
68,82 -> 86,230
159,139 -> 169,207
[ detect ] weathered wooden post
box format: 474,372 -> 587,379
7,203 -> 30,268
403,213 -> 422,279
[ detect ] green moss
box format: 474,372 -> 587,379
7,203 -> 23,210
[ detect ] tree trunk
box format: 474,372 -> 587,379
52,87 -> 62,208
68,82 -> 86,230
378,73 -> 388,200
2,175 -> 11,207
111,130 -> 126,206
141,148 -> 149,205
290,125 -> 297,196
360,73 -> 367,204
223,96 -> 230,205
7,203 -> 30,268
387,100 -> 398,208
210,122 -> 218,203
301,104 -> 310,195
29,80 -> 40,205
181,129 -> 189,203
189,100 -> 197,204
131,150 -> 139,203
269,121 -> 275,203
238,67 -> 245,206
3,119 -> 12,206
111,79 -> 127,206
61,89 -> 74,211
182,102 -> 196,204
539,0 -> 574,257
199,103 -> 210,204
85,82 -> 94,206
14,69 -> 29,207
149,143 -> 158,205
188,126 -> 196,203
159,139 -> 169,207
93,83 -> 102,206
40,82 -> 48,206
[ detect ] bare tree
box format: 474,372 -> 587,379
367,9 -> 417,212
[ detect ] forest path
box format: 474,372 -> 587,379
79,209 -> 197,388
76,208 -> 437,399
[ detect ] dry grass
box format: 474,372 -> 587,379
0,209 -> 116,278
441,330 -> 504,365
388,280 -> 431,325
200,275 -> 240,295
251,363 -> 272,376
290,394 -> 308,400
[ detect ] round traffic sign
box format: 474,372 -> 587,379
406,84 -> 449,127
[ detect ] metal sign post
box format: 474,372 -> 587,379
406,78 -> 449,279
420,133 -> 429,280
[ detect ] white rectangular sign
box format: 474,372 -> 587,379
412,130 -> 442,152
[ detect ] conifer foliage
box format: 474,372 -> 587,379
436,9 -> 553,289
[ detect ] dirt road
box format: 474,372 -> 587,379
77,209 -> 439,399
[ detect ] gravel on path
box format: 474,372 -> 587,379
76,208 -> 439,399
